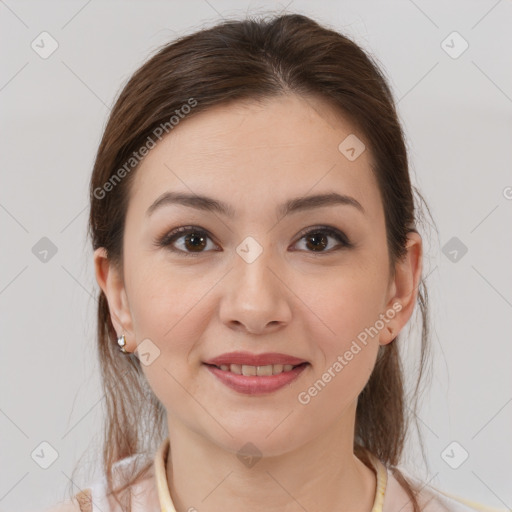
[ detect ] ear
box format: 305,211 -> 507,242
93,247 -> 135,351
379,231 -> 423,346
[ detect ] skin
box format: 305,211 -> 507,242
94,93 -> 422,512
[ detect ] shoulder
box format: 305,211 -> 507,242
420,485 -> 507,512
383,467 -> 506,512
43,451 -> 159,512
42,489 -> 91,512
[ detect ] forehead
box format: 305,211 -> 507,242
129,94 -> 381,222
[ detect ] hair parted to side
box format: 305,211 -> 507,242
74,12 -> 436,512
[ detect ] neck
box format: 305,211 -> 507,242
165,405 -> 377,512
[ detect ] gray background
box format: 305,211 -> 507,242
1,1 -> 511,511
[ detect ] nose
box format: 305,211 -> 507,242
218,247 -> 292,335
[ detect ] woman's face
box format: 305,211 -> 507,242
96,94 -> 420,456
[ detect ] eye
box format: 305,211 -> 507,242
154,225 -> 352,256
292,225 -> 352,254
154,226 -> 219,256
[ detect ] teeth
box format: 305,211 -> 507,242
242,364 -> 257,376
217,363 -> 301,375
230,364 -> 242,374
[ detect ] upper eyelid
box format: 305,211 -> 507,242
160,224 -> 345,240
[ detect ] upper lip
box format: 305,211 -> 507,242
204,351 -> 308,367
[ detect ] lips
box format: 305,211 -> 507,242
204,351 -> 308,367
205,361 -> 309,394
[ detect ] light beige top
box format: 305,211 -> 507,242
44,437 -> 507,512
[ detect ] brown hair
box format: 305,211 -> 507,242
72,12 -> 436,512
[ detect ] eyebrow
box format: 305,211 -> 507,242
146,191 -> 366,218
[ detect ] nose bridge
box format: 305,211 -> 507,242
219,234 -> 290,332
234,234 -> 278,296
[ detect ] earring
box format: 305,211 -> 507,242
117,333 -> 129,354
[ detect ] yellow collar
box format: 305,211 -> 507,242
154,437 -> 388,512
154,437 -> 176,512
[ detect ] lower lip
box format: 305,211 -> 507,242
204,363 -> 309,395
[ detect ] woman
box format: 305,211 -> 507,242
45,12 -> 502,512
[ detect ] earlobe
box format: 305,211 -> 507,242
93,248 -> 134,347
380,232 -> 423,346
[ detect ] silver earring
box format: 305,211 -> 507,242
117,333 -> 129,354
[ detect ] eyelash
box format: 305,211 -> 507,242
154,225 -> 353,257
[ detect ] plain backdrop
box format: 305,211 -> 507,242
1,1 -> 511,511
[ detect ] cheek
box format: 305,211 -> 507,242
297,277 -> 382,413
299,266 -> 388,351
128,268 -> 213,411
126,260 -> 212,354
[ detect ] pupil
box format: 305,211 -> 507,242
306,233 -> 327,251
186,233 -> 206,251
